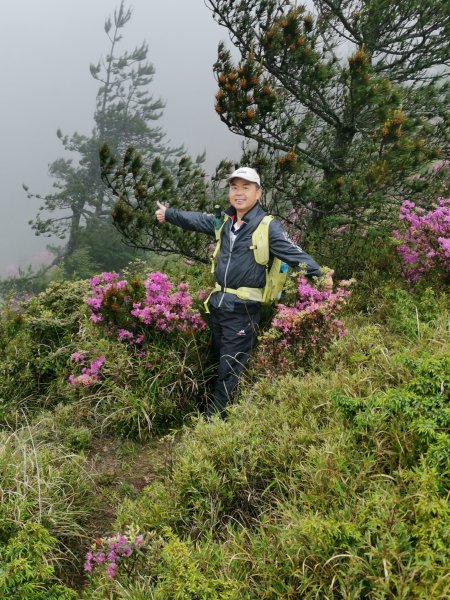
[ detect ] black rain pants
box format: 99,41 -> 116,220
207,305 -> 260,418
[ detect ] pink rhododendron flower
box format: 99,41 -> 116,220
89,356 -> 106,374
85,531 -> 146,579
118,328 -> 134,341
258,274 -> 352,377
106,562 -> 117,579
69,354 -> 106,388
394,198 -> 450,285
438,237 -> 450,257
90,313 -> 103,323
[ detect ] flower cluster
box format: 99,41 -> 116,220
87,272 -> 132,326
257,275 -> 352,376
84,532 -> 145,580
68,352 -> 105,387
86,271 -> 206,344
393,198 -> 450,286
130,272 -> 205,334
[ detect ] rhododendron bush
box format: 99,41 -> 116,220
257,275 -> 352,376
63,271 -> 212,432
86,271 -> 206,341
393,198 -> 450,286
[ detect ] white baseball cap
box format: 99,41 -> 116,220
226,166 -> 261,187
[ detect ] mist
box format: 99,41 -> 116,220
0,0 -> 242,276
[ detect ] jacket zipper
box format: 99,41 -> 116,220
218,231 -> 233,308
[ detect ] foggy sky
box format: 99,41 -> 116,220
0,0 -> 242,275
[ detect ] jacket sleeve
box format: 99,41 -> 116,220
269,219 -> 322,279
165,208 -> 216,236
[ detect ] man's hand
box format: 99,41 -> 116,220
155,201 -> 167,223
322,270 -> 334,292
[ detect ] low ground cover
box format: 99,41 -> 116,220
0,249 -> 448,598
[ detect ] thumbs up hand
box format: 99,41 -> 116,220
155,201 -> 167,223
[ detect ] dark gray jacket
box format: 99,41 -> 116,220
165,202 -> 322,312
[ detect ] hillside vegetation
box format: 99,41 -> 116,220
0,253 -> 449,598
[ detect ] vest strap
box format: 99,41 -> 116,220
213,283 -> 264,301
203,283 -> 264,313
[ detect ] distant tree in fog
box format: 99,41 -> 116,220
25,1 -> 184,277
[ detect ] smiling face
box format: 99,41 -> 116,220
228,177 -> 262,218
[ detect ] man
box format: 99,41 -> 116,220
155,166 -> 332,418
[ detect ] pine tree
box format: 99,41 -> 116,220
100,146 -> 225,264
207,0 -> 449,239
26,2 -> 184,276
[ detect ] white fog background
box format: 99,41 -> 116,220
0,0 -> 242,276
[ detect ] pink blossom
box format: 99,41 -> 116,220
118,328 -> 134,341
89,356 -> 106,374
394,198 -> 450,286
100,272 -> 120,282
84,559 -> 93,573
84,550 -> 94,573
77,374 -> 99,386
438,236 -> 450,257
69,355 -> 105,388
257,273 -> 351,376
86,297 -> 103,310
85,531 -> 146,580
106,562 -> 117,579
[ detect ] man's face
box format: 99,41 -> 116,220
228,178 -> 261,214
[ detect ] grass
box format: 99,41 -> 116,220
0,272 -> 448,597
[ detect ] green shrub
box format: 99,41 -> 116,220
0,280 -> 89,422
0,521 -> 78,599
1,266 -> 448,597
1,267 -> 213,438
83,527 -> 236,599
64,333 -> 210,440
207,464 -> 449,599
335,352 -> 450,471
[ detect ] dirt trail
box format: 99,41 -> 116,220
66,433 -> 179,590
88,434 -> 176,529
